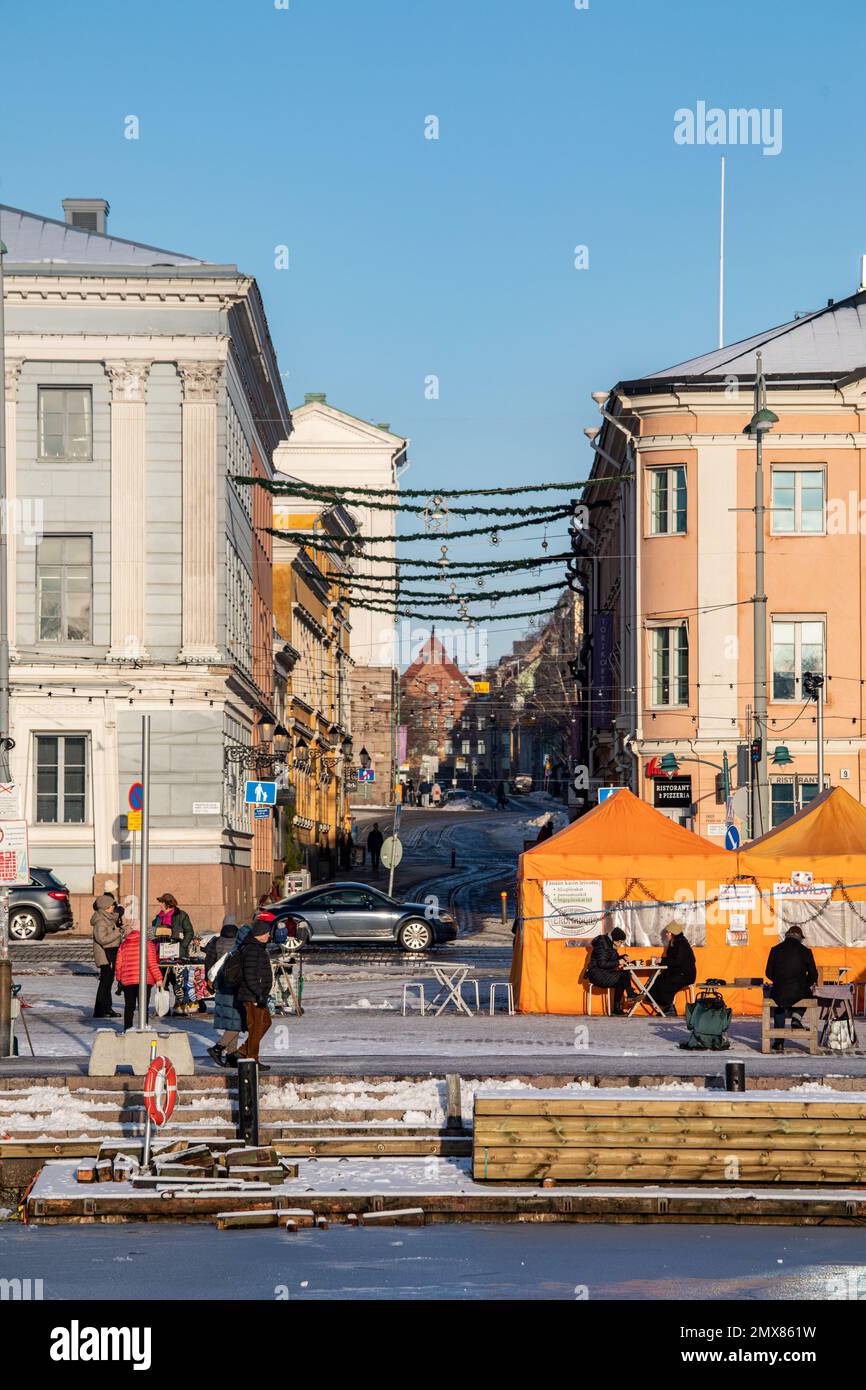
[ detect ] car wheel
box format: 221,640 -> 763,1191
10,909 -> 45,942
398,919 -> 434,953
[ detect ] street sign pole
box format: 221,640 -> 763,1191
138,716 -> 151,1031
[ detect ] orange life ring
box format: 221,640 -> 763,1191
143,1055 -> 178,1127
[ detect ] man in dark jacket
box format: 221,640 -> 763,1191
585,927 -> 637,1015
647,923 -> 697,1016
765,926 -> 818,1051
367,823 -> 384,873
237,925 -> 274,1069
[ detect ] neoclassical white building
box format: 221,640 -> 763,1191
273,395 -> 407,798
2,198 -> 291,929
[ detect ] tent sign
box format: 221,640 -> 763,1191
543,879 -> 603,939
717,883 -> 755,912
773,878 -> 832,902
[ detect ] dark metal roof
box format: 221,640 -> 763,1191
0,202 -> 207,267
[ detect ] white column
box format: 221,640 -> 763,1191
178,361 -> 223,663
106,361 -> 150,660
5,360 -> 22,653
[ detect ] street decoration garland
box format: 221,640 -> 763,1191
241,475 -> 628,499
269,507 -> 571,547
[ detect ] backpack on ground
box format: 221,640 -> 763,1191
679,987 -> 732,1050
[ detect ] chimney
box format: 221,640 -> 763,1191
62,198 -> 109,235
304,392 -> 327,405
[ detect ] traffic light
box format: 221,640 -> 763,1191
803,671 -> 824,701
714,772 -> 726,804
750,737 -> 762,764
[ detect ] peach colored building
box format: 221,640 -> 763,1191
581,274 -> 866,843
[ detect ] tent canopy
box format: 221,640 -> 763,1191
521,787 -> 732,891
740,786 -> 866,887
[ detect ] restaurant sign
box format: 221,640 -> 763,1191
653,775 -> 692,808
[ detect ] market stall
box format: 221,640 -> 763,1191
512,789 -> 736,1014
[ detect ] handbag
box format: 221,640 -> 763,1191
152,984 -> 172,1018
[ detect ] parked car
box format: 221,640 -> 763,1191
9,868 -> 75,941
253,882 -> 458,953
444,788 -> 483,810
511,775 -> 533,794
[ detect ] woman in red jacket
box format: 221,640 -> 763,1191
115,927 -> 163,1032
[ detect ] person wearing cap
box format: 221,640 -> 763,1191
765,926 -> 819,1052
585,927 -> 639,1016
204,914 -> 243,1066
647,922 -> 697,1016
236,922 -> 274,1070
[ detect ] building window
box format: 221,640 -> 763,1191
477,739 -> 486,754
771,468 -> 825,535
38,388 -> 92,461
444,739 -> 453,754
771,619 -> 824,701
36,536 -> 92,642
649,466 -> 687,535
771,777 -> 820,828
35,734 -> 88,824
650,625 -> 689,706
461,739 -> 471,755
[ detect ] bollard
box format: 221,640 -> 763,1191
500,891 -> 508,925
445,1073 -> 463,1131
450,847 -> 456,869
237,1058 -> 260,1146
725,1061 -> 746,1092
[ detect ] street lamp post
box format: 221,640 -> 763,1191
744,351 -> 778,839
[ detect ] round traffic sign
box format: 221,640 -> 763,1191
724,822 -> 740,851
129,783 -> 144,811
143,1056 -> 177,1127
380,835 -> 403,870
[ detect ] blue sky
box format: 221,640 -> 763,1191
2,0 -> 864,658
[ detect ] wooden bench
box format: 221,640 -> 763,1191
472,1092 -> 866,1184
761,996 -> 819,1054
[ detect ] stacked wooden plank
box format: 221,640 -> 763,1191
473,1092 -> 866,1185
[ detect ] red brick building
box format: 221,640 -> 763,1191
401,633 -> 475,787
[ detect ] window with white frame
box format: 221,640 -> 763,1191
38,387 -> 92,461
461,739 -> 471,755
37,536 -> 92,642
771,618 -> 824,701
771,468 -> 825,535
649,466 -> 687,535
35,734 -> 88,824
650,624 -> 689,706
771,776 -> 820,827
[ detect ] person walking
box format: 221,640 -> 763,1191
765,925 -> 819,1053
91,893 -> 122,1019
431,781 -> 443,808
495,780 -> 508,810
114,923 -> 163,1032
236,923 -> 274,1069
367,822 -> 384,873
535,816 -> 554,843
204,915 -> 244,1066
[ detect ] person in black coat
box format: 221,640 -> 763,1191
367,823 -> 384,872
585,927 -> 637,1015
647,924 -> 697,1015
236,926 -> 274,1069
765,926 -> 818,1049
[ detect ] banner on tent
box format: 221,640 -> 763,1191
543,879 -> 603,938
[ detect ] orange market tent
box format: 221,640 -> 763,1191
737,787 -> 866,990
513,788 -> 737,1014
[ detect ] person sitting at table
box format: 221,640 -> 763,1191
765,925 -> 818,1053
586,927 -> 639,1016
647,923 -> 697,1017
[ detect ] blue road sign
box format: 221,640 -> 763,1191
245,780 -> 277,806
597,786 -> 619,803
254,805 -> 271,820
358,768 -> 375,783
128,782 -> 143,811
724,822 -> 741,851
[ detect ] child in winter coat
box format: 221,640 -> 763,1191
115,927 -> 163,1032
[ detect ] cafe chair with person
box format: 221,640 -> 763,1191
646,922 -> 697,1017
585,926 -> 639,1016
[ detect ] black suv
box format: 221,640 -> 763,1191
9,868 -> 75,941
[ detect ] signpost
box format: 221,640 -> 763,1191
653,775 -> 693,808
138,719 -> 151,1031
597,786 -> 620,804
358,768 -> 375,784
724,823 -> 741,851
0,783 -> 20,820
0,820 -> 29,886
